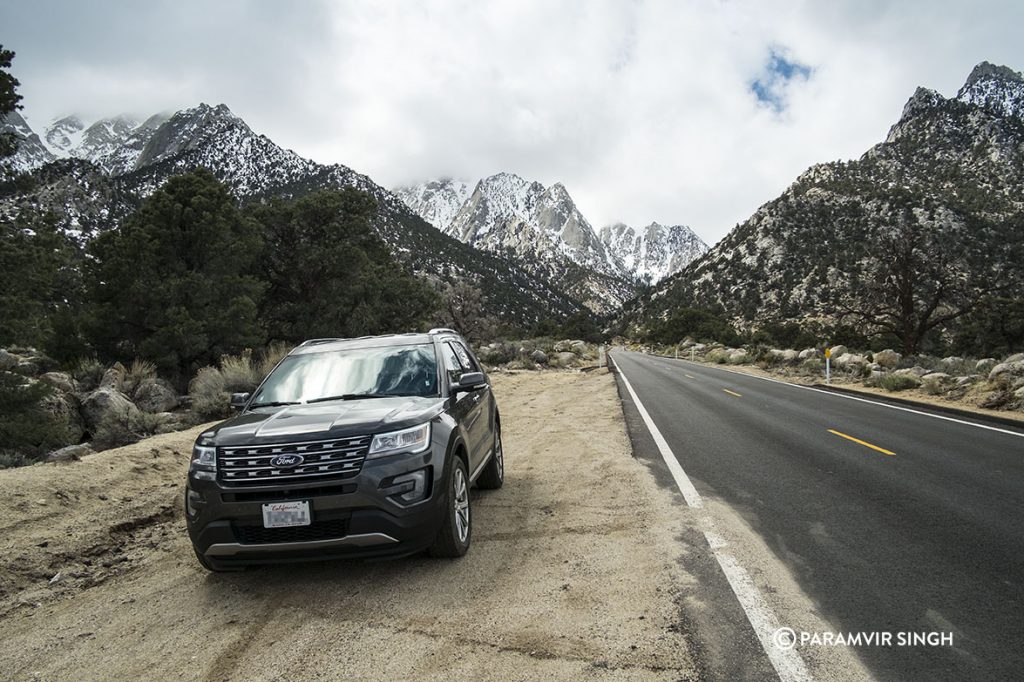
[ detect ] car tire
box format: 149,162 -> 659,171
475,427 -> 504,490
428,455 -> 471,558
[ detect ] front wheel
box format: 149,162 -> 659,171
428,456 -> 472,558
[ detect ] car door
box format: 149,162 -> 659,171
450,340 -> 491,471
440,341 -> 486,471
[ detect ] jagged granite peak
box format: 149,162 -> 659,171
393,177 -> 471,231
135,103 -> 247,169
43,114 -> 86,155
1,110 -> 56,173
599,221 -> 709,283
623,60 -> 1024,336
956,61 -> 1024,121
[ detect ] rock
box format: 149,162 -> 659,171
835,353 -> 865,368
895,366 -> 928,378
553,340 -> 572,353
529,349 -> 548,365
867,363 -> 882,372
988,361 -> 1024,383
39,392 -> 86,445
12,361 -> 40,377
1005,353 -> 1024,363
956,375 -> 978,387
80,388 -> 140,433
941,356 -> 965,369
922,372 -> 952,383
768,349 -> 799,363
691,343 -> 707,352
874,349 -> 901,369
569,340 -> 587,354
728,349 -> 749,364
828,345 -> 848,358
0,349 -> 17,371
46,444 -> 94,464
975,358 -> 997,373
552,352 -> 578,368
921,372 -> 953,394
99,362 -> 127,391
866,370 -> 885,386
40,371 -> 77,394
133,379 -> 179,413
798,348 -> 820,360
1015,386 -> 1024,400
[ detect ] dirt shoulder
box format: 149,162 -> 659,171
0,370 -> 700,681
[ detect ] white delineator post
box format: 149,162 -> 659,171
825,346 -> 832,385
691,347 -> 696,362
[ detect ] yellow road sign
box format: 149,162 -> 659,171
824,348 -> 831,358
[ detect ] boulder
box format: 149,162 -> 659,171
874,349 -> 901,369
80,388 -> 140,433
1005,352 -> 1024,363
798,348 -> 820,360
691,343 -> 707,352
12,361 -> 40,377
835,353 -> 866,368
941,356 -> 965,369
40,371 -> 77,394
828,345 -> 848,359
866,370 -> 885,386
895,366 -> 928,378
529,349 -> 549,365
728,349 -> 749,364
39,392 -> 86,445
975,358 -> 997,374
988,361 -> 1024,383
553,340 -> 573,353
99,362 -> 127,391
768,349 -> 799,363
46,444 -> 94,464
955,375 -> 978,387
151,412 -> 189,434
921,372 -> 953,394
569,340 -> 588,354
0,349 -> 17,371
552,352 -> 578,368
133,379 -> 179,413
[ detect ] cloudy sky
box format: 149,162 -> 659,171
3,0 -> 1022,244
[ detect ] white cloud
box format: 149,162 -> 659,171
3,0 -> 1023,245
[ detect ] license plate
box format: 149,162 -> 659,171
262,501 -> 311,528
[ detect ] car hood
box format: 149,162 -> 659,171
200,396 -> 446,446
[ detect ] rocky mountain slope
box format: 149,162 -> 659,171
0,104 -> 584,326
622,61 -> 1024,349
598,221 -> 708,283
398,172 -> 634,313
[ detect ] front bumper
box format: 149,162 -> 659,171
185,447 -> 447,567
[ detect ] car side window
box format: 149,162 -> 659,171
440,342 -> 465,387
452,341 -> 480,373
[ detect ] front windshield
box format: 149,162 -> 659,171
251,343 -> 439,406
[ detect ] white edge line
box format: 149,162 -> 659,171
648,354 -> 1024,439
610,354 -> 812,682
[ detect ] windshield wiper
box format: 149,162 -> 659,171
307,393 -> 416,404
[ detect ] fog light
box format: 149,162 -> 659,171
186,489 -> 204,517
382,469 -> 429,504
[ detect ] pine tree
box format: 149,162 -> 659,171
87,169 -> 266,380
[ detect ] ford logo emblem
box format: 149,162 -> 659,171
270,454 -> 304,468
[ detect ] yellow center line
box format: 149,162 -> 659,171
723,389 -> 742,397
828,429 -> 896,456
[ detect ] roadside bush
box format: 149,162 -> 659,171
91,408 -> 166,451
189,367 -> 231,420
220,350 -> 261,392
0,373 -> 70,467
878,374 -> 921,392
706,348 -> 730,364
122,358 -> 157,398
72,357 -> 105,392
258,342 -> 291,378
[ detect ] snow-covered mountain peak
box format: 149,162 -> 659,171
44,115 -> 85,154
598,221 -> 709,283
135,103 -> 249,168
956,61 -> 1024,121
393,177 -> 471,231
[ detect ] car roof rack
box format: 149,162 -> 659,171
298,338 -> 347,346
428,328 -> 459,335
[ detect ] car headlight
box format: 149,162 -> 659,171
368,423 -> 431,458
190,443 -> 217,480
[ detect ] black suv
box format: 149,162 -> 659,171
185,329 -> 503,571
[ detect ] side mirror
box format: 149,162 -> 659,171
453,372 -> 486,393
230,392 -> 251,410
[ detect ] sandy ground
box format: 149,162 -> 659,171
0,370 -> 701,681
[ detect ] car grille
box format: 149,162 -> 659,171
233,517 -> 351,544
217,436 -> 372,487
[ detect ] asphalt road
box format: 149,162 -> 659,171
611,351 -> 1024,681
